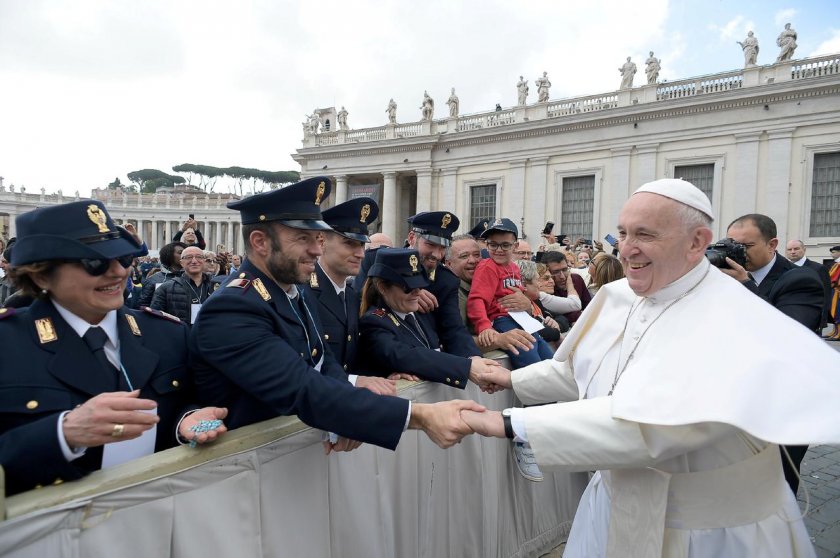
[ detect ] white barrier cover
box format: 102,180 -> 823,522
0,381 -> 587,558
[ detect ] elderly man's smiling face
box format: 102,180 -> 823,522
617,193 -> 711,297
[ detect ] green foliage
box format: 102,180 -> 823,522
127,169 -> 186,193
170,164 -> 299,194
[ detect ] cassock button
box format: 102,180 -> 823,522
172,380 -> 180,388
26,400 -> 38,410
324,334 -> 330,340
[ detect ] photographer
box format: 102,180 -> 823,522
718,213 -> 823,494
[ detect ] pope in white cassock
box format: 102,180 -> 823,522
463,178 -> 840,558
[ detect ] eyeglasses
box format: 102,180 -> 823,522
513,250 -> 533,256
549,267 -> 570,276
487,241 -> 514,251
180,255 -> 204,262
70,255 -> 134,276
204,257 -> 215,262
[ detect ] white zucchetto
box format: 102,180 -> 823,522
633,178 -> 714,220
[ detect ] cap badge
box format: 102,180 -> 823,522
126,314 -> 142,336
483,222 -> 489,229
360,204 -> 371,223
409,254 -> 419,273
493,218 -> 503,226
314,182 -> 326,205
35,318 -> 58,344
87,204 -> 110,233
441,213 -> 452,229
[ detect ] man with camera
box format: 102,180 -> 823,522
719,213 -> 824,494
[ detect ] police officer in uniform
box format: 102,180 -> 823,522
190,177 -> 486,452
357,249 -> 502,389
354,211 -> 482,360
0,200 -> 227,495
303,197 -> 396,396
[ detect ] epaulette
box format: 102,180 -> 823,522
372,308 -> 387,318
227,272 -> 251,291
142,307 -> 182,323
0,307 -> 16,319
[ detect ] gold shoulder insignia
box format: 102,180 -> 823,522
252,278 -> 272,301
35,317 -> 58,343
0,307 -> 15,319
142,307 -> 182,323
126,314 -> 142,336
372,308 -> 386,318
309,272 -> 319,288
429,267 -> 436,282
388,313 -> 400,326
213,282 -> 220,291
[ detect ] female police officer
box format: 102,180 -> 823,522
0,200 -> 226,495
357,248 -> 501,391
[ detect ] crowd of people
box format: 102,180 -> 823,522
1,175 -> 840,557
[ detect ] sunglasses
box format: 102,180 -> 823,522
70,255 -> 135,276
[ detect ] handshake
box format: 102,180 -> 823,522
409,358 -> 512,448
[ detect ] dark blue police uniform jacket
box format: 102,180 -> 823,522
190,260 -> 409,450
302,263 -> 360,372
354,248 -> 481,359
0,299 -> 193,495
358,305 -> 471,389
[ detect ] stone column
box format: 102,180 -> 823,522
525,157 -> 549,243
382,172 -> 398,243
763,128 -> 795,245
334,175 -> 348,205
729,133 -> 761,227
607,147 -> 633,233
415,168 -> 433,214
507,160 -> 527,237
439,168 -> 457,216
635,144 -> 659,186
226,221 -> 234,253
8,209 -> 16,238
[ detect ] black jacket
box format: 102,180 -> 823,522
743,253 -> 823,332
150,273 -> 214,325
138,268 -> 183,308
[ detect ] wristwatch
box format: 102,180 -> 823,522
502,408 -> 514,439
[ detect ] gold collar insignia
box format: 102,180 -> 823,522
126,314 -> 142,336
252,278 -> 272,301
310,272 -> 319,288
389,313 -> 400,326
35,318 -> 58,344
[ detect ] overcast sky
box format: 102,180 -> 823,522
0,0 -> 837,196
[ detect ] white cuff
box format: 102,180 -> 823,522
510,408 -> 528,443
403,401 -> 412,432
348,374 -> 358,386
175,409 -> 200,446
57,411 -> 87,462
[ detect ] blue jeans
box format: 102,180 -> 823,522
492,315 -> 554,370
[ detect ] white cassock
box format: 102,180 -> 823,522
512,259 -> 840,558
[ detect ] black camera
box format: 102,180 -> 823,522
705,238 -> 747,269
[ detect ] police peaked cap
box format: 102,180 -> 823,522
227,176 -> 332,230
12,200 -> 145,266
407,211 -> 460,247
367,248 -> 429,291
322,197 -> 379,243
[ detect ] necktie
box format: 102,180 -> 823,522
83,327 -> 126,391
338,290 -> 346,317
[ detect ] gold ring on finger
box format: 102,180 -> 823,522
112,423 -> 125,438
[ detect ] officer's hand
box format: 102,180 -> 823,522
323,437 -> 363,454
498,290 -> 532,313
356,376 -> 397,396
495,329 -> 535,355
388,372 -> 421,382
477,328 -> 500,348
63,390 -> 159,449
409,400 -> 486,448
416,289 -> 438,313
179,406 -> 228,445
720,258 -> 750,283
